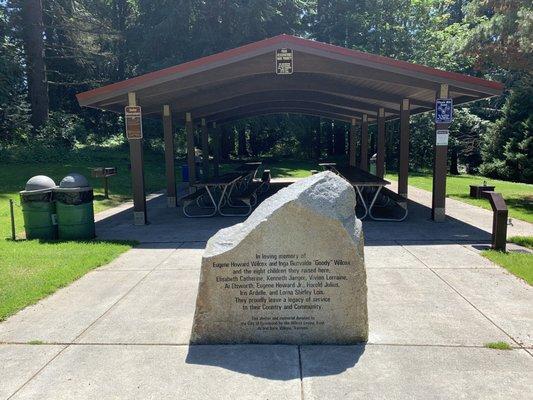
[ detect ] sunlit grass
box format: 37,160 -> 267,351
386,172 -> 533,223
484,341 -> 512,350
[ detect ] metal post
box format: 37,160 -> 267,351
104,177 -> 109,199
201,118 -> 210,181
398,99 -> 410,198
185,112 -> 196,185
163,105 -> 177,207
432,84 -> 450,221
349,118 -> 357,167
360,114 -> 369,171
212,122 -> 220,177
376,108 -> 385,178
9,199 -> 16,241
127,92 -> 147,225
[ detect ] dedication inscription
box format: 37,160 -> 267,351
190,172 -> 368,344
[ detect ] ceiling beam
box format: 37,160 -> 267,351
184,91 -> 398,118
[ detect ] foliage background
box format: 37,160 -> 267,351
0,0 -> 531,182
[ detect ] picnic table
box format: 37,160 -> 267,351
318,162 -> 338,173
335,166 -> 393,220
184,173 -> 243,217
235,161 -> 262,183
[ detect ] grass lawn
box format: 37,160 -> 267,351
385,172 -> 533,223
0,240 -> 133,321
0,145 -> 174,320
482,236 -> 533,286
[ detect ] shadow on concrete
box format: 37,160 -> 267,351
94,182 -> 492,249
300,344 -> 366,378
185,343 -> 365,379
185,344 -> 300,380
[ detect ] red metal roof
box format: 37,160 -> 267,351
76,34 -> 503,106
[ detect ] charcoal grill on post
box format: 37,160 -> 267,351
91,167 -> 117,199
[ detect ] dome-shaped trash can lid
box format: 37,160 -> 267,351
59,173 -> 90,189
21,175 -> 57,194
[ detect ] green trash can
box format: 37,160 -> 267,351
55,173 -> 95,240
19,175 -> 58,240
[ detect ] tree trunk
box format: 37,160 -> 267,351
238,126 -> 247,157
326,121 -> 334,156
220,125 -> 230,161
314,117 -> 322,159
21,0 -> 49,130
113,0 -> 129,82
333,123 -> 346,155
449,147 -> 459,175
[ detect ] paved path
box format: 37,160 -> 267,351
1,185 -> 532,399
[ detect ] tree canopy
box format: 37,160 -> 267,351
1,0 -> 531,182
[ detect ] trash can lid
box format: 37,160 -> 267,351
59,173 -> 90,189
22,175 -> 57,193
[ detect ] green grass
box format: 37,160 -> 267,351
484,341 -> 512,350
482,236 -> 533,285
0,145 -> 162,320
1,145 -> 173,240
268,160 -> 317,178
386,172 -> 533,223
509,236 -> 533,249
0,239 -> 134,321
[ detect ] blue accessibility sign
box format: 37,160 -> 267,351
435,98 -> 453,124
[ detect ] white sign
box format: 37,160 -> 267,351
436,130 -> 449,146
276,49 -> 293,75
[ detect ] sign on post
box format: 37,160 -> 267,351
436,129 -> 450,146
276,48 -> 293,75
435,98 -> 453,124
125,106 -> 143,139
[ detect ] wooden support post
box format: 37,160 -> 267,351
483,192 -> 508,252
212,122 -> 220,177
360,114 -> 369,171
127,92 -> 147,225
398,99 -> 410,198
432,84 -> 450,221
163,105 -> 176,207
376,108 -> 386,178
201,118 -> 210,181
185,112 -> 196,185
349,118 -> 357,167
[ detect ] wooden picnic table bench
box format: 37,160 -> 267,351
335,166 -> 406,221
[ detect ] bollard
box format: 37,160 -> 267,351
482,191 -> 508,252
9,199 -> 16,241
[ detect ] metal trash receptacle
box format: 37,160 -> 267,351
19,175 -> 58,240
54,173 -> 95,240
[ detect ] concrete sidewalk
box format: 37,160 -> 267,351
1,185 -> 532,399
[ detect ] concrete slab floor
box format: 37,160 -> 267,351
0,344 -> 64,399
2,183 -> 532,399
367,268 -> 510,346
8,345 -> 301,400
301,345 -> 533,400
364,245 -> 427,269
435,268 -> 533,347
76,270 -> 199,345
402,244 -> 497,268
0,270 -> 147,344
97,242 -> 183,271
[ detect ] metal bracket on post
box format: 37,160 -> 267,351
483,191 -> 508,252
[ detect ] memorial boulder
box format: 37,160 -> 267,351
190,171 -> 368,344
